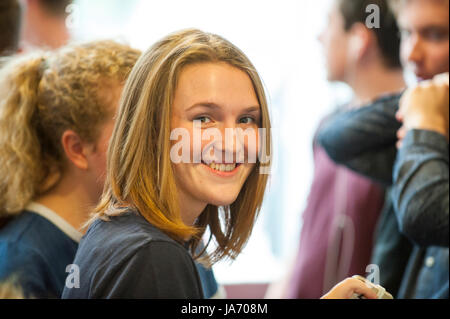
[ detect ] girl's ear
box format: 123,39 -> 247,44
61,130 -> 89,170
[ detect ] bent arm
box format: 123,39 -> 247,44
392,130 -> 449,247
318,94 -> 402,185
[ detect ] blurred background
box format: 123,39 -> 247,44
64,0 -> 353,294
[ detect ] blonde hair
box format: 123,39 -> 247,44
0,276 -> 25,299
92,29 -> 271,264
0,40 -> 141,216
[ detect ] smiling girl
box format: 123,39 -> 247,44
62,29 -> 378,299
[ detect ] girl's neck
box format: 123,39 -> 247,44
34,173 -> 95,234
177,189 -> 207,227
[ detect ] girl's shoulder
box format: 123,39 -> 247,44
84,210 -> 179,246
67,210 -> 203,298
78,209 -> 190,266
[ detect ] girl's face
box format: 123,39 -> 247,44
171,62 -> 261,217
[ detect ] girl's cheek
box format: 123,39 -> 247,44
243,128 -> 259,163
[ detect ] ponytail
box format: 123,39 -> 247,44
0,54 -> 51,216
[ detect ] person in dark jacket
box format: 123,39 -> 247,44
277,0 -> 405,299
318,0 -> 449,298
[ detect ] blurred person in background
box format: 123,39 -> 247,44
0,40 -> 140,298
20,0 -> 72,50
319,0 -> 449,298
267,0 -> 406,299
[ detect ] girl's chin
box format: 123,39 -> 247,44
204,193 -> 240,207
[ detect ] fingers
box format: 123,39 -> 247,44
395,110 -> 404,122
398,88 -> 413,117
321,277 -> 379,299
346,278 -> 378,299
397,126 -> 406,149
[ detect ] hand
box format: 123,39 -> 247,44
396,73 -> 449,148
396,126 -> 407,149
320,277 -> 378,299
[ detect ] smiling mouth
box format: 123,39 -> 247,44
201,161 -> 242,173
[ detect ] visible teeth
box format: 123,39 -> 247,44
208,163 -> 236,172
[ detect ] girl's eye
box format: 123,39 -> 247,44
239,116 -> 255,124
195,116 -> 212,124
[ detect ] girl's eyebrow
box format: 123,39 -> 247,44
186,102 -> 261,113
242,106 -> 261,113
186,102 -> 221,111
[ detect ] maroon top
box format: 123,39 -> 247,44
286,145 -> 384,299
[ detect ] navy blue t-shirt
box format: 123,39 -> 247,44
62,210 -> 204,299
0,211 -> 78,298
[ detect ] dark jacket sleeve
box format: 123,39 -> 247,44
91,241 -> 204,299
317,94 -> 402,185
391,129 -> 449,247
